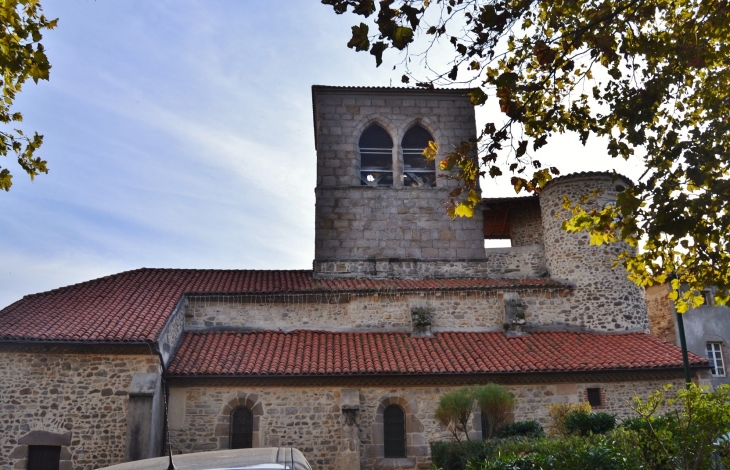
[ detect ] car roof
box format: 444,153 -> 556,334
96,448 -> 312,470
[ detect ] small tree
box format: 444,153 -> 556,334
473,384 -> 515,439
435,386 -> 475,443
629,383 -> 730,470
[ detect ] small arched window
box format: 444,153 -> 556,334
383,405 -> 406,458
481,410 -> 489,440
401,125 -> 436,188
359,124 -> 394,186
230,406 -> 254,449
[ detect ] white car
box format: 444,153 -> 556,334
97,448 -> 313,470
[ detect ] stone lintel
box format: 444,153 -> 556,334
19,430 -> 72,446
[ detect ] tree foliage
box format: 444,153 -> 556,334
435,384 -> 515,442
0,0 -> 56,192
435,386 -> 477,442
628,383 -> 730,470
473,383 -> 515,439
545,401 -> 592,436
323,0 -> 730,312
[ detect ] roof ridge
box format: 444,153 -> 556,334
18,267 -> 150,300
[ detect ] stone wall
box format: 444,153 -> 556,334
509,205 -> 544,247
315,187 -> 486,261
539,175 -> 649,332
168,377 -> 685,470
0,352 -> 158,470
312,87 -> 485,268
184,288 -> 573,333
314,244 -> 546,279
645,284 -> 677,345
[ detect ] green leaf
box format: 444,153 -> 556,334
468,88 -> 487,105
392,26 -> 413,50
369,41 -> 387,67
347,23 -> 370,51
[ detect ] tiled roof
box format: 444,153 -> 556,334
167,330 -> 708,377
0,269 -> 567,343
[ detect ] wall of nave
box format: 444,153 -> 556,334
167,377 -> 686,470
184,285 -> 647,333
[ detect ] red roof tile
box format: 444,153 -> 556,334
167,330 -> 708,377
0,269 -> 568,343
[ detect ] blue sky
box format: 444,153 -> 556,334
0,1 -> 645,309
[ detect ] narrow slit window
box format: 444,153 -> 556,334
359,124 -> 393,186
231,406 -> 254,449
707,342 -> 726,377
481,410 -> 489,440
401,125 -> 436,188
383,405 -> 406,458
586,388 -> 602,407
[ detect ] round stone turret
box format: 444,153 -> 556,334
539,172 -> 648,332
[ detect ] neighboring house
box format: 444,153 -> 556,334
0,86 -> 710,470
647,284 -> 730,388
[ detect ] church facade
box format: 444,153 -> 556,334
0,86 -> 709,470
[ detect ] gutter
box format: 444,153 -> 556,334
165,365 -> 711,383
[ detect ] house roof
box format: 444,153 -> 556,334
167,330 -> 708,377
0,268 -> 568,343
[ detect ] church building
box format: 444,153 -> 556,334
0,86 -> 709,470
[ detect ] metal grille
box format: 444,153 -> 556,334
231,407 -> 254,449
27,446 -> 60,470
383,405 -> 406,458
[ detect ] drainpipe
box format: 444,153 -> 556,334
675,311 -> 692,388
152,345 -> 173,458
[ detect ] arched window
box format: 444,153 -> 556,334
383,405 -> 406,458
359,124 -> 394,186
401,125 -> 436,188
230,407 -> 254,449
481,410 -> 489,440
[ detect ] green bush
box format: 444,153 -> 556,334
563,411 -> 616,436
464,434 -> 643,470
627,384 -> 730,470
434,384 -> 515,442
496,420 -> 544,438
435,387 -> 477,442
430,440 -> 494,470
473,384 -> 515,439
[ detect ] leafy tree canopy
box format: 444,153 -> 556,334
0,0 -> 56,192
323,0 -> 730,312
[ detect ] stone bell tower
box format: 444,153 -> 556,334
311,85 -> 484,278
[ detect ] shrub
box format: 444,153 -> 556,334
465,434 -> 643,470
434,384 -> 515,442
564,411 -> 616,436
473,384 -> 515,439
431,440 -> 494,470
629,384 -> 730,470
546,402 -> 591,436
411,306 -> 432,326
435,386 -> 476,443
497,420 -> 544,438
